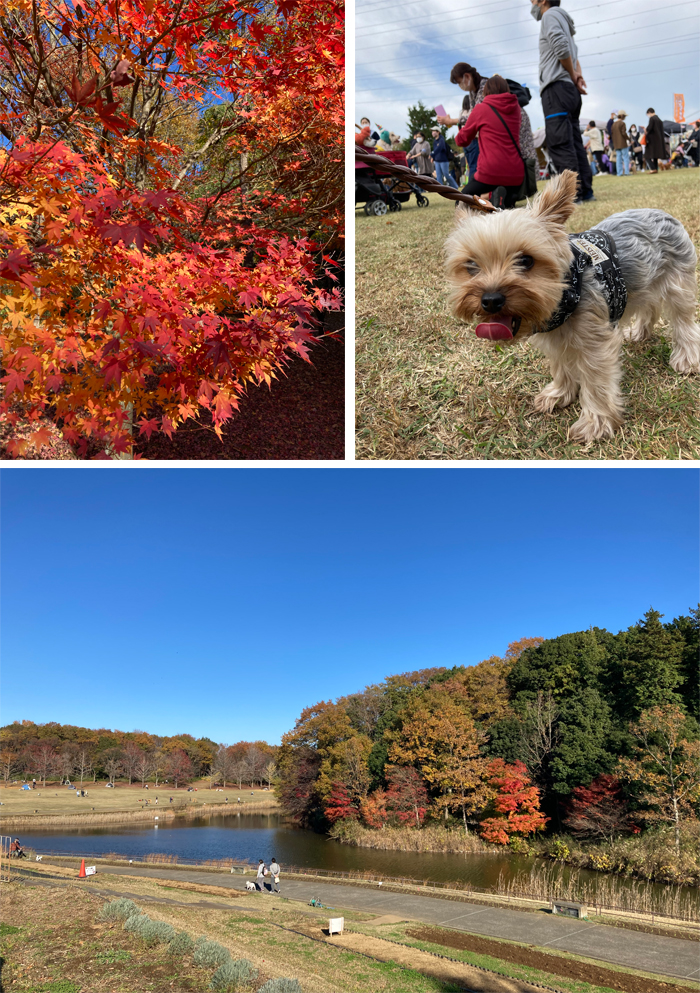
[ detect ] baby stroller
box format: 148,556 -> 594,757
355,149 -> 429,215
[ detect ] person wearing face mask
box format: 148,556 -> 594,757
436,63 -> 487,180
627,124 -> 643,172
530,0 -> 594,202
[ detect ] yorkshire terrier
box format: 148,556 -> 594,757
445,170 -> 700,442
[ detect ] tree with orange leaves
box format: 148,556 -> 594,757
479,758 -> 548,845
388,691 -> 490,833
0,0 -> 343,457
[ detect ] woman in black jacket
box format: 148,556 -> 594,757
628,125 -> 643,172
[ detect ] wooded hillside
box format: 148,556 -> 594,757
276,608 -> 699,846
0,721 -> 278,789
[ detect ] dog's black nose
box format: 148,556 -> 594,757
481,292 -> 507,313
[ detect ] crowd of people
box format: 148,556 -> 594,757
356,0 -> 699,209
582,112 -> 699,176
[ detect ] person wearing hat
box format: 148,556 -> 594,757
611,110 -> 630,176
375,129 -> 392,151
431,127 -> 459,188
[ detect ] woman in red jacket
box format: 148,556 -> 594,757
455,75 -> 523,209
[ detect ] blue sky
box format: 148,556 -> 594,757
356,0 -> 700,140
1,467 -> 698,745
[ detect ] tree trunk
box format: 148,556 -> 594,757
462,804 -> 469,835
672,797 -> 680,853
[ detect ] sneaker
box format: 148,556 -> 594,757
574,194 -> 597,203
491,186 -> 506,210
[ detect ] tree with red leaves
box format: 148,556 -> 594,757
563,774 -> 638,842
164,748 -> 194,788
384,765 -> 429,828
0,0 -> 343,457
324,781 -> 359,823
479,759 -> 548,845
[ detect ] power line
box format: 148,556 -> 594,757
356,39 -> 699,93
356,0 -> 637,39
355,5 -> 699,64
358,0 -> 529,34
586,60 -> 698,83
358,61 -> 699,104
356,29 -> 696,78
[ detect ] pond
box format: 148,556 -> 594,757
17,812 -> 697,915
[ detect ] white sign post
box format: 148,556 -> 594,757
85,866 -> 97,876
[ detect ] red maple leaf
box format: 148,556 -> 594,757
64,74 -> 97,106
100,222 -> 158,251
138,417 -> 159,439
3,369 -> 27,394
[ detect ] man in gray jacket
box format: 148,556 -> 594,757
531,0 -> 594,202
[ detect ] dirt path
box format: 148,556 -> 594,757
296,926 -> 554,993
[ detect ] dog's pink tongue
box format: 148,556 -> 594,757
475,321 -> 513,340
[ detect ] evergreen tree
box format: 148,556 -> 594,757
403,101 -> 445,150
666,606 -> 700,722
614,609 -> 684,722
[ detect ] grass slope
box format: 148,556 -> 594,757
0,782 -> 278,825
355,168 -> 700,460
3,870 -> 697,993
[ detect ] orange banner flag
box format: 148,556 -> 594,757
674,94 -> 685,123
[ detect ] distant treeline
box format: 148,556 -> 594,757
0,721 -> 278,789
275,608 -> 699,846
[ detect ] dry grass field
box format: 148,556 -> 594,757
0,781 -> 278,829
4,868 -> 695,993
355,167 -> 700,461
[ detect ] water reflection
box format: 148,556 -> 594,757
18,812 -> 695,907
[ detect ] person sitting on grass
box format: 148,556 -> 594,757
10,838 -> 26,858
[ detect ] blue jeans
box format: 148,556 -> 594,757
435,160 -> 458,189
615,147 -> 630,175
465,139 -> 479,178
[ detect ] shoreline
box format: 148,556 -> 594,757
0,799 -> 280,832
329,821 -> 700,889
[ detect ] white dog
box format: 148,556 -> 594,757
245,880 -> 256,891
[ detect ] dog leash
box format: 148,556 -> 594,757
354,146 -> 497,212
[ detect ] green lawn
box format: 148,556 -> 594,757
355,167 -> 700,460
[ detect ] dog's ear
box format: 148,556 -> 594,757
531,169 -> 578,225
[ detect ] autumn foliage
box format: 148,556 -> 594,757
0,0 -> 343,457
325,781 -> 359,823
477,760 -> 548,845
384,766 -> 429,828
563,775 -> 639,842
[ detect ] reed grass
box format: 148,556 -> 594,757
532,825 -> 700,887
494,861 -> 698,921
329,820 -> 491,854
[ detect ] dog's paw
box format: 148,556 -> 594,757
622,318 -> 652,342
534,383 -> 577,413
669,346 -> 700,375
568,411 -> 620,443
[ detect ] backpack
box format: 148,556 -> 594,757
506,79 -> 531,108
